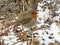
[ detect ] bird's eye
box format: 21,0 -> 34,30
32,13 -> 34,14
32,12 -> 37,14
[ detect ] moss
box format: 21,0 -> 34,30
58,32 -> 60,34
33,41 -> 39,45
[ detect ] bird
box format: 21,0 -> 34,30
13,8 -> 37,29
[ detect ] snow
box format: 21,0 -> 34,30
35,2 -> 60,45
34,23 -> 60,45
15,41 -> 27,45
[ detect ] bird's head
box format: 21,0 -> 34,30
28,8 -> 37,19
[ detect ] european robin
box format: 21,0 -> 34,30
14,8 -> 37,28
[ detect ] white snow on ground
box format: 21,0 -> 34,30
34,2 -> 60,45
34,22 -> 60,45
2,32 -> 18,45
15,41 -> 27,45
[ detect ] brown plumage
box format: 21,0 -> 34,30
15,8 -> 37,28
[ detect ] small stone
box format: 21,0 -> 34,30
42,43 -> 45,45
42,38 -> 45,41
49,43 -> 58,45
45,31 -> 48,34
48,36 -> 54,39
50,33 -> 53,35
